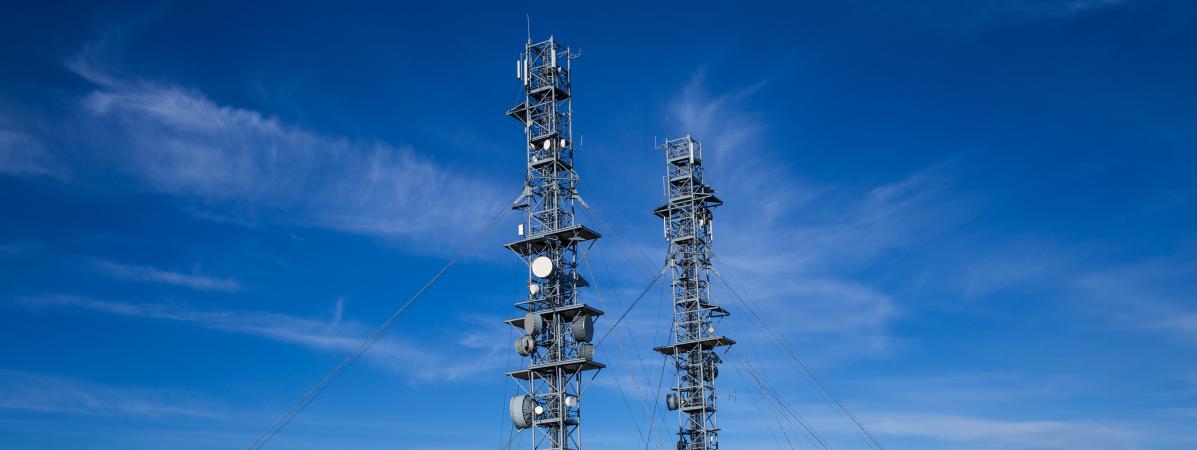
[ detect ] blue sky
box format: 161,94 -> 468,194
1,1 -> 1195,449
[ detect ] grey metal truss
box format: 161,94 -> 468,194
653,135 -> 734,450
504,35 -> 603,450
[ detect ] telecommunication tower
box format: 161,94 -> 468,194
654,135 -> 734,450
504,35 -> 604,450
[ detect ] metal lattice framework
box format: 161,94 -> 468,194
504,35 -> 604,450
653,135 -> 734,450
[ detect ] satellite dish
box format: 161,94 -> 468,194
542,140 -> 551,150
571,316 -> 594,342
579,343 -> 595,361
564,395 -> 578,408
510,395 -> 534,429
665,393 -> 679,411
531,256 -> 554,278
515,335 -> 536,356
534,405 -> 545,415
528,283 -> 540,295
524,312 -> 544,335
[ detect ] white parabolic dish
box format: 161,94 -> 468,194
531,256 -> 554,278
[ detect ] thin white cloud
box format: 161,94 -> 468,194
0,128 -> 67,180
22,295 -> 504,383
665,75 -> 974,349
1058,0 -> 1132,14
92,259 -> 242,292
668,72 -> 767,169
62,52 -> 507,246
1147,312 -> 1197,341
1076,260 -> 1197,345
871,412 -> 1136,449
985,0 -> 1133,18
0,369 -> 219,419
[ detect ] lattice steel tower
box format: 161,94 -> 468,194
654,135 -> 734,450
504,35 -> 604,450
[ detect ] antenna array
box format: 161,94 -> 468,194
505,35 -> 604,450
653,135 -> 734,450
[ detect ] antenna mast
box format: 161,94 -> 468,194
654,134 -> 734,450
505,35 -> 604,450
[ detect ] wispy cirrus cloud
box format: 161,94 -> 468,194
92,259 -> 242,292
666,74 -> 975,351
0,128 -> 67,180
1076,259 -> 1197,345
711,379 -> 1142,449
45,43 -> 508,247
668,72 -> 768,169
0,369 -> 219,419
871,412 -> 1135,449
1011,0 -> 1133,17
21,294 -> 505,383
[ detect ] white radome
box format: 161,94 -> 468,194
531,256 -> 554,278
